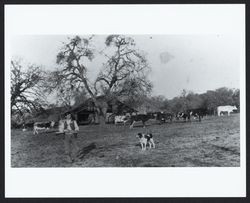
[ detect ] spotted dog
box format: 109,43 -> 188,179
136,133 -> 155,150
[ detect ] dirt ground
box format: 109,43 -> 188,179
11,114 -> 240,167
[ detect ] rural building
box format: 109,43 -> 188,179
65,98 -> 137,125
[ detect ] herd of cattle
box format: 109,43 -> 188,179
21,105 -> 238,134
115,105 -> 238,127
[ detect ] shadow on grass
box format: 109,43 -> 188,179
210,144 -> 240,155
77,142 -> 97,159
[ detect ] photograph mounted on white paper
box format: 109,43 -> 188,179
10,34 -> 240,167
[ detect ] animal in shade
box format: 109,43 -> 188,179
129,113 -> 155,129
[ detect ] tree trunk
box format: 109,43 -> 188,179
95,99 -> 108,126
99,115 -> 106,126
98,106 -> 107,126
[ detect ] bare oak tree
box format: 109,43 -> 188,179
11,59 -> 46,116
46,36 -> 96,110
95,35 -> 152,102
52,35 -> 152,125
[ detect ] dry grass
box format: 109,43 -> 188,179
11,114 -> 240,167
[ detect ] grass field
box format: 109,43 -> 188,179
11,114 -> 240,167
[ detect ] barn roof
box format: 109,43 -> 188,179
66,97 -> 137,115
67,99 -> 96,114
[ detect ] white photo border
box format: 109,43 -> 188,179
4,4 -> 246,197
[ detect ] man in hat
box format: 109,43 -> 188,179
63,113 -> 79,163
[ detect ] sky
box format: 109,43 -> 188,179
11,34 -> 241,99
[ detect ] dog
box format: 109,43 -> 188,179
136,133 -> 155,150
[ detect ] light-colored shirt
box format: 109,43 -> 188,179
58,119 -> 79,133
65,120 -> 79,132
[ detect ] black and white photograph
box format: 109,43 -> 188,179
4,4 -> 246,197
10,34 -> 241,167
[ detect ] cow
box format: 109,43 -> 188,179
129,113 -> 155,129
114,115 -> 129,125
156,112 -> 173,124
187,108 -> 208,122
176,112 -> 191,122
33,121 -> 55,135
217,105 -> 237,116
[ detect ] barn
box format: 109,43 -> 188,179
65,98 -> 137,125
64,99 -> 96,125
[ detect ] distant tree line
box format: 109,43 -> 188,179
147,87 -> 240,115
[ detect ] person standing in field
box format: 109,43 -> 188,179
63,113 -> 79,163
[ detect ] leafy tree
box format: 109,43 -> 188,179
161,99 -> 171,112
169,97 -> 185,113
163,87 -> 239,115
185,92 -> 203,109
215,87 -> 234,105
200,90 -> 219,113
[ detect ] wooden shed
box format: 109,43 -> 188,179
65,98 -> 137,125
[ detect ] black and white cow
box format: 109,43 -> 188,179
176,112 -> 191,122
129,113 -> 155,129
187,108 -> 208,122
33,121 -> 55,135
176,108 -> 208,122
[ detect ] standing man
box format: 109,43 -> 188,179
63,113 -> 80,163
